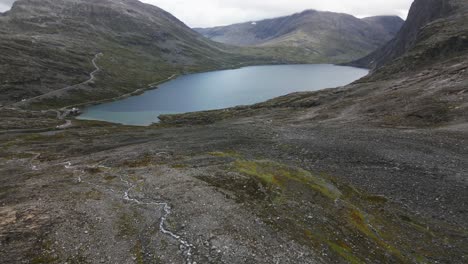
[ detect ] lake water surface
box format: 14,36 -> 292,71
78,64 -> 368,126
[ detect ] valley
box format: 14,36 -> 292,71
77,64 -> 368,126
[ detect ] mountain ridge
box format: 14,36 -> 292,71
195,10 -> 404,63
349,0 -> 466,70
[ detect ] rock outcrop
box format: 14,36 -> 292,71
349,0 -> 467,71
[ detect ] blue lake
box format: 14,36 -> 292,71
78,64 -> 368,126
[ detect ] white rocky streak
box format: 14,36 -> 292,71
26,152 -> 41,170
64,161 -> 194,264
119,176 -> 194,264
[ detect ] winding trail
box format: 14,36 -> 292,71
1,58 -> 179,134
65,73 -> 179,110
84,53 -> 103,85
15,53 -> 103,106
2,53 -> 104,131
62,161 -> 194,264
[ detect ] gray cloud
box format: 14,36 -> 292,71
0,0 -> 413,27
0,0 -> 15,12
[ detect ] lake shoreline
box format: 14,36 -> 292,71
72,62 -> 369,112
78,64 -> 368,126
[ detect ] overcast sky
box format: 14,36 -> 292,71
141,0 -> 413,27
0,0 -> 14,13
0,0 -> 413,28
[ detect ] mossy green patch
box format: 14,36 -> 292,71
104,174 -> 117,182
348,207 -> 406,262
133,241 -> 144,264
31,255 -> 59,264
65,254 -> 91,264
234,160 -> 342,199
208,150 -> 242,158
84,167 -> 102,174
84,190 -> 103,200
191,154 -> 467,263
171,164 -> 188,169
116,210 -> 140,237
123,154 -> 152,168
30,240 -> 59,264
328,241 -> 364,264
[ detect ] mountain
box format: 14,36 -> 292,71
361,15 -> 405,37
195,10 -> 404,63
349,0 -> 467,71
0,0 -> 261,109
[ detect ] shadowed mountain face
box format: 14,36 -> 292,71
350,0 -> 468,70
0,0 -> 256,108
361,15 -> 405,37
195,10 -> 404,63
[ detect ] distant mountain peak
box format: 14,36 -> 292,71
195,9 -> 404,63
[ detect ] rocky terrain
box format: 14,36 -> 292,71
195,11 -> 404,63
349,0 -> 467,70
0,0 -> 467,263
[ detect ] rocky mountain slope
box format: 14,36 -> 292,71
0,0 -> 265,109
349,0 -> 467,70
229,0 -> 468,129
195,10 -> 404,63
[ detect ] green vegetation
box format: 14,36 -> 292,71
196,155 -> 463,264
31,255 -> 59,264
84,190 -> 103,200
170,164 -> 188,169
123,154 -> 153,168
116,210 -> 140,238
208,150 -> 242,158
328,241 -> 364,264
234,159 -> 342,199
30,240 -> 59,264
133,241 -> 145,264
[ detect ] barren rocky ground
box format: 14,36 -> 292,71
0,105 -> 467,263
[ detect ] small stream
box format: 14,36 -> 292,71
62,162 -> 194,264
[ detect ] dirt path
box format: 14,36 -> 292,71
64,73 -> 179,110
13,53 -> 103,106
84,53 -> 103,85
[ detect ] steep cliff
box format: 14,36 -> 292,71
350,0 -> 467,71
